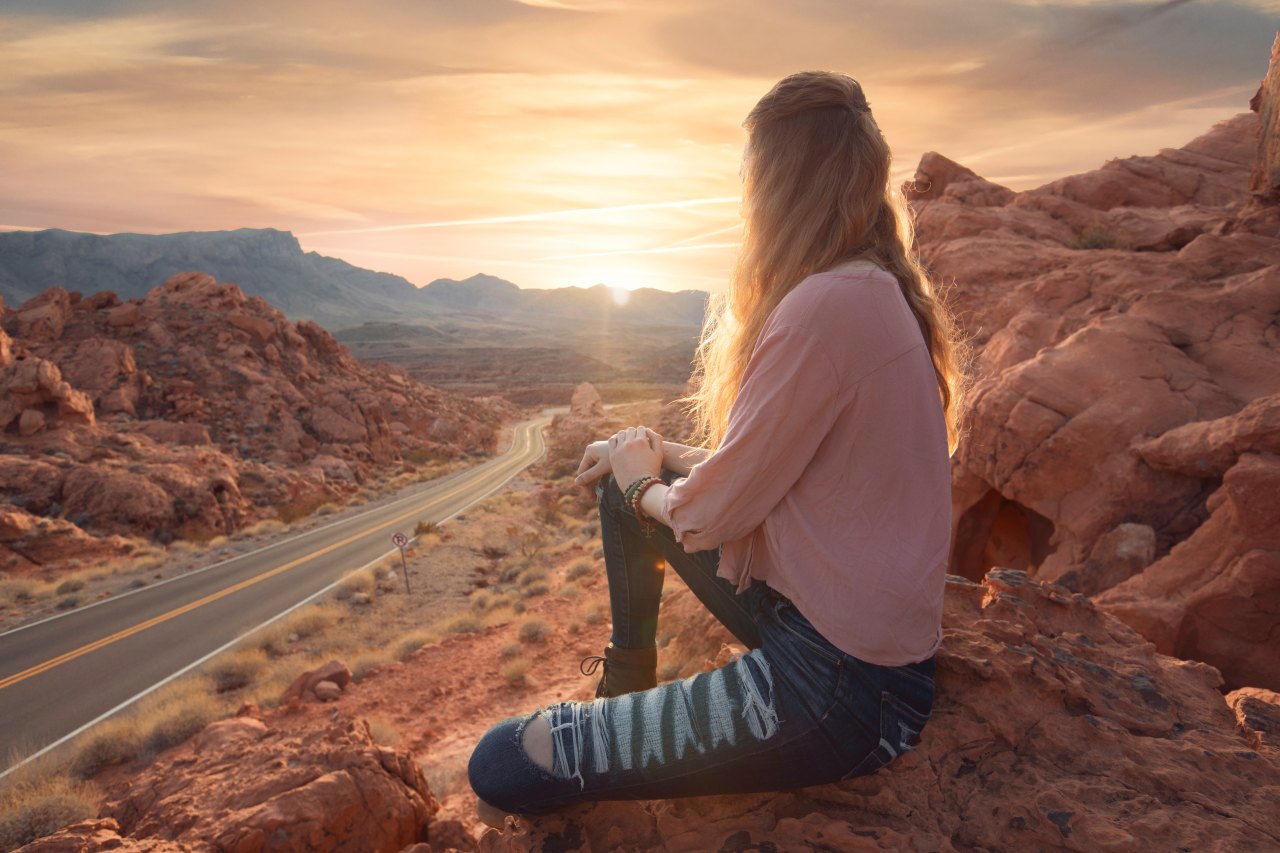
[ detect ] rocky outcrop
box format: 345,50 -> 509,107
542,383 -> 607,478
0,272 -> 510,568
912,38 -> 1280,692
1252,31 -> 1280,201
481,571 -> 1280,852
22,715 -> 439,853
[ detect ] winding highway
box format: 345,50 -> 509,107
0,413 -> 550,774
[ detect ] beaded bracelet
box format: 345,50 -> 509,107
623,475 -> 662,535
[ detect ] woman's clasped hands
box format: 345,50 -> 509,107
574,426 -> 663,490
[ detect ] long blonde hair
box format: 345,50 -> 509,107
684,71 -> 966,452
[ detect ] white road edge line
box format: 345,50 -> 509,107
0,421 -> 545,780
0,418 -> 543,640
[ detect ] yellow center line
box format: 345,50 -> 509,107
0,431 -> 540,692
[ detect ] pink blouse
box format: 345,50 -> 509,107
661,261 -> 952,666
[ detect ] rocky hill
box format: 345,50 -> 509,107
0,272 -> 510,572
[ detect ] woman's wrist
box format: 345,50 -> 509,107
638,482 -> 670,528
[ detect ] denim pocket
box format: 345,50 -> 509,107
842,685 -> 933,779
766,595 -> 843,666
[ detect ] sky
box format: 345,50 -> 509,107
0,1 -> 1275,294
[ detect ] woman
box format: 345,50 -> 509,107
468,70 -> 963,824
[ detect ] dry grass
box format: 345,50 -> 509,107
334,569 -> 376,601
0,769 -> 98,851
395,629 -> 440,661
557,582 -> 581,599
500,657 -> 530,686
438,613 -> 484,635
565,557 -> 594,581
518,618 -> 552,644
206,648 -> 268,693
521,582 -> 550,599
0,576 -> 44,606
238,518 -> 286,539
365,717 -> 401,746
277,494 -> 335,525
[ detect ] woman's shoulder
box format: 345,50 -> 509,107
774,261 -> 900,326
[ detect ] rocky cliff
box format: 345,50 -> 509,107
0,272 -> 509,571
917,54 -> 1280,694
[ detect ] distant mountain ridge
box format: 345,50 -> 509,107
0,227 -> 709,331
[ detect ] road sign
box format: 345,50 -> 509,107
391,532 -> 409,549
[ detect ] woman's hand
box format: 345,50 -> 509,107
574,440 -> 612,489
608,426 -> 664,489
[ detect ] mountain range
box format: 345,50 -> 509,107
0,227 -> 709,333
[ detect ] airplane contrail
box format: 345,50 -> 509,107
299,196 -> 739,237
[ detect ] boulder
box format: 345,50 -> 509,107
95,718 -> 436,853
1228,687 -> 1280,746
282,659 -> 353,704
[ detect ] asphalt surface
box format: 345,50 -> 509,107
0,414 -> 550,773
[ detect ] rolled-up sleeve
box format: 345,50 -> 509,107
662,323 -> 841,551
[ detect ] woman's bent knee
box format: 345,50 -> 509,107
467,713 -> 556,815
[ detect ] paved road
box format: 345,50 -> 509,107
0,414 -> 551,773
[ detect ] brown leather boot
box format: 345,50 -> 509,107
580,643 -> 658,698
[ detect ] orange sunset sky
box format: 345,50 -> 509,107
0,0 -> 1275,293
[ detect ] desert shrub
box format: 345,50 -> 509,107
366,717 -> 401,746
500,657 -> 530,686
557,582 -> 581,599
335,569 -> 376,601
395,629 -> 439,660
439,613 -> 483,635
55,578 -> 85,595
565,557 -> 594,581
414,520 -> 438,537
518,566 -> 549,587
315,503 -> 338,516
277,602 -> 341,641
71,717 -> 141,778
521,582 -> 550,599
518,618 -> 552,644
0,773 -> 97,850
499,642 -> 523,659
277,494 -> 333,525
351,652 -> 391,681
0,576 -> 42,604
207,648 -> 268,693
138,683 -> 221,757
1074,221 -> 1128,250
470,591 -> 493,612
582,602 -> 608,625
57,596 -> 81,610
125,578 -> 148,591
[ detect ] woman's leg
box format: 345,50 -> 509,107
597,471 -> 761,651
468,593 -> 936,816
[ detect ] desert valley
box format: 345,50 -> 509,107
0,30 -> 1278,853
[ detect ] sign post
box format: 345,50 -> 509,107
391,531 -> 411,594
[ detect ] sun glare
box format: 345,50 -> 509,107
609,285 -> 631,306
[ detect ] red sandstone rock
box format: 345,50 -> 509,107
480,571 -> 1280,852
1029,113 -> 1258,210
542,383 -> 608,478
13,818 -> 189,852
0,270 -> 509,570
82,718 -> 437,853
1096,452 -> 1280,691
314,680 -> 343,702
904,151 -> 1014,207
282,659 -> 353,704
1228,687 -> 1280,747
1252,32 -> 1280,200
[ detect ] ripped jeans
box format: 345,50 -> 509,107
467,471 -> 936,814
